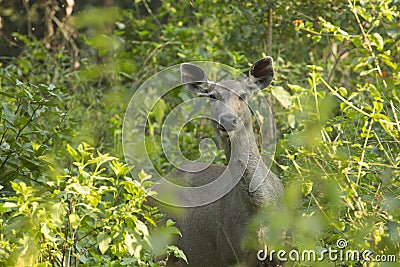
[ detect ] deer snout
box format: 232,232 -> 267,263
219,113 -> 238,132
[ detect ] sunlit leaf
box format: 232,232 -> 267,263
271,86 -> 292,108
97,234 -> 112,254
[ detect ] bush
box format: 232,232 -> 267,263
250,1 -> 400,266
0,142 -> 184,266
0,72 -> 70,186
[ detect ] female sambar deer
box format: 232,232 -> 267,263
166,57 -> 283,266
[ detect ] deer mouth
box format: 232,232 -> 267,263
217,124 -> 234,136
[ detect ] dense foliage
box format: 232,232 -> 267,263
0,143 -> 183,266
0,0 -> 399,266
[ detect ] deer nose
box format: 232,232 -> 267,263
219,113 -> 238,131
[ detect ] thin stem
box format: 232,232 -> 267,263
311,71 -> 320,120
320,77 -> 371,117
23,0 -> 32,38
143,0 -> 162,29
15,104 -> 40,140
0,102 -> 40,172
373,132 -> 395,166
266,4 -> 273,57
390,100 -> 400,132
356,117 -> 374,185
327,48 -> 350,83
0,101 -> 21,145
347,0 -> 386,87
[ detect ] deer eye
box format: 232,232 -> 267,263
238,93 -> 247,101
209,94 -> 217,100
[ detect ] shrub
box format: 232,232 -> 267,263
0,143 -> 185,266
0,73 -> 70,186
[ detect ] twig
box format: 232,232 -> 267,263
327,48 -> 350,83
347,0 -> 386,87
131,41 -> 176,90
22,0 -> 32,38
51,15 -> 79,57
0,101 -> 21,145
0,103 -> 40,172
320,77 -> 371,118
390,100 -> 400,133
143,0 -> 162,29
356,116 -> 373,185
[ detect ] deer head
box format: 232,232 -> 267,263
180,57 -> 274,138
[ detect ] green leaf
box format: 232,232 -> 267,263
11,181 -> 28,196
86,150 -> 117,166
332,221 -> 346,231
14,116 -> 27,127
307,65 -> 324,71
168,245 -> 187,263
138,169 -> 151,182
2,202 -> 18,210
67,144 -> 80,162
66,183 -> 91,195
271,86 -> 292,108
3,201 -> 17,208
135,220 -> 149,237
370,33 -> 384,50
110,160 -> 130,178
97,233 -> 112,254
338,87 -> 347,96
287,84 -> 304,91
373,101 -> 383,112
2,103 -> 16,124
41,224 -> 57,242
133,244 -> 142,259
150,98 -> 166,124
288,114 -> 295,128
125,233 -> 137,255
0,91 -> 15,98
120,258 -> 137,265
14,238 -> 39,267
302,180 -> 313,196
144,216 -> 156,226
69,213 -> 80,229
49,202 -> 66,226
23,88 -> 34,100
166,219 -> 175,227
360,68 -> 378,76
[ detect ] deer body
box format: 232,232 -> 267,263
164,57 -> 283,266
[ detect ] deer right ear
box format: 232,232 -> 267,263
180,63 -> 210,94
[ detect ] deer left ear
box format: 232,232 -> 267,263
248,57 -> 274,90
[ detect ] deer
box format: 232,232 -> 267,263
162,57 -> 284,266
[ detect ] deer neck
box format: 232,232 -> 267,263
221,125 -> 261,165
220,126 -> 278,211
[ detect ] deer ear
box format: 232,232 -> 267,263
180,63 -> 210,94
248,57 -> 274,90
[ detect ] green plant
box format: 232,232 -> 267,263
252,1 -> 400,266
0,73 -> 70,186
0,143 -> 185,266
